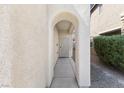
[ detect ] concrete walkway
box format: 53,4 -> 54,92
50,58 -> 78,88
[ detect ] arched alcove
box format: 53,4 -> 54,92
52,11 -> 79,60
47,11 -> 80,87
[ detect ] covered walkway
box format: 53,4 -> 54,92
50,58 -> 78,88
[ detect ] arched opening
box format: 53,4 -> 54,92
49,12 -> 79,87
52,12 -> 79,64
54,20 -> 75,59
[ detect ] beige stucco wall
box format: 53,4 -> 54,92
91,4 -> 124,37
53,27 -> 59,66
0,5 -> 48,88
0,5 -> 12,87
0,4 -> 90,88
10,5 -> 48,88
73,5 -> 90,87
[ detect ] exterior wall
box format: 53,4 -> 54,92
9,5 -> 48,87
0,4 -> 90,88
74,5 -> 90,87
54,27 -> 59,65
0,5 -> 12,87
91,4 -> 124,37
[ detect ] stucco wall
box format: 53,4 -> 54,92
74,5 -> 90,87
91,4 -> 124,37
9,5 -> 48,87
0,4 -> 90,88
0,5 -> 12,87
53,27 -> 59,66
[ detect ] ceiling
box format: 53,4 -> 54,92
55,20 -> 74,33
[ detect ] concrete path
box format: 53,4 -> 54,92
50,58 -> 78,88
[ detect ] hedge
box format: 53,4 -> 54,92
93,35 -> 124,70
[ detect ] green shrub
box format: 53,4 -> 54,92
94,35 -> 124,70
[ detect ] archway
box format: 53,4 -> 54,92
52,11 -> 79,61
54,20 -> 75,58
49,12 -> 79,87
48,6 -> 90,88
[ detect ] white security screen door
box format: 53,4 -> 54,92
59,37 -> 70,57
